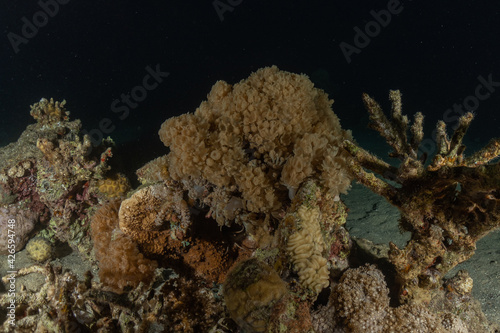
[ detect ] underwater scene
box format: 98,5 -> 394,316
0,1 -> 499,332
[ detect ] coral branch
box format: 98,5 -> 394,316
449,112 -> 474,156
429,112 -> 474,170
409,112 -> 424,154
388,90 -> 410,156
342,140 -> 399,204
348,159 -> 399,205
345,91 -> 500,305
363,91 -> 414,160
464,137 -> 500,166
342,140 -> 398,178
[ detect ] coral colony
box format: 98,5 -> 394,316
0,66 -> 499,332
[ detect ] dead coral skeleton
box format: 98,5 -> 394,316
0,264 -> 229,332
343,90 -> 500,303
0,264 -> 91,332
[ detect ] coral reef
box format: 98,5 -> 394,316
327,264 -> 496,333
0,71 -> 498,332
129,67 -> 353,304
124,67 -> 353,308
343,90 -> 500,304
0,97 -> 113,258
91,200 -> 157,293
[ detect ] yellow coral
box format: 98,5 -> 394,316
223,258 -> 288,333
286,205 -> 329,294
97,173 -> 130,198
26,237 -> 53,262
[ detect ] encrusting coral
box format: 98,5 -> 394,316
343,90 -> 500,304
91,199 -> 157,293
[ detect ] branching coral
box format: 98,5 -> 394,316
343,90 -> 500,303
30,97 -> 69,125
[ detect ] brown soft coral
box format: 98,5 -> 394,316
91,200 -> 157,293
156,66 -> 353,229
